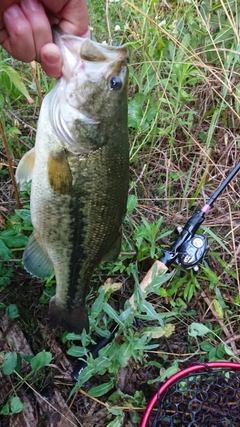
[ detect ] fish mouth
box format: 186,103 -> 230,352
52,25 -> 127,78
52,25 -> 65,42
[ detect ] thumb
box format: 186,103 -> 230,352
40,43 -> 63,78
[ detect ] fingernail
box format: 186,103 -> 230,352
4,5 -> 21,19
22,0 -> 40,12
41,44 -> 62,77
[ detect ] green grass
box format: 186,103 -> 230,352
0,0 -> 240,425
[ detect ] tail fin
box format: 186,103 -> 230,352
49,296 -> 89,334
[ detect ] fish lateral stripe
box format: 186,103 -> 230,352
67,183 -> 87,309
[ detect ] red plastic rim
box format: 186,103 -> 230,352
140,361 -> 240,427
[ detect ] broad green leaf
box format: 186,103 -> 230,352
102,302 -> 124,326
6,304 -> 19,319
67,346 -> 86,358
145,270 -> 173,295
208,348 -> 217,361
140,300 -> 164,326
8,126 -> 21,135
88,380 -> 114,397
224,345 -> 235,357
9,396 -> 27,414
74,356 -> 112,391
213,299 -> 224,319
0,264 -> 14,287
0,239 -> 13,260
0,396 -> 27,415
119,307 -> 133,323
30,351 -> 52,372
64,332 -> 86,342
200,342 -> 214,352
107,413 -> 125,427
91,288 -> 105,316
127,195 -> 137,214
117,342 -> 133,366
0,64 -> 32,102
0,230 -> 28,248
75,365 -> 96,390
2,352 -> 18,375
128,94 -> 145,129
142,324 -> 175,339
148,360 -> 179,384
0,402 -> 10,415
64,332 -> 82,341
15,209 -> 32,223
188,323 -> 210,337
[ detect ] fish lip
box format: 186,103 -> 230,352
52,25 -> 127,62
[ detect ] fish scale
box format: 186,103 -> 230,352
16,27 -> 129,334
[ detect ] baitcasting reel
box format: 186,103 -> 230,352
159,162 -> 240,272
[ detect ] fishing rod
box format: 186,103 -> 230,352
72,162 -> 240,380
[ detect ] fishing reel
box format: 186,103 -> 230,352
160,210 -> 208,272
160,162 -> 240,273
174,227 -> 208,272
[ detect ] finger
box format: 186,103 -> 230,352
0,1 -> 21,16
2,4 -> 36,62
60,0 -> 89,36
41,0 -> 89,37
21,0 -> 52,62
0,28 -> 8,45
40,43 -> 63,78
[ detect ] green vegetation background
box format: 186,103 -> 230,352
0,0 -> 239,426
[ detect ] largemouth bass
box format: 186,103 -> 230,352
16,28 -> 129,334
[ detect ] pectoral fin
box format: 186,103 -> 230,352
48,150 -> 72,194
23,233 -> 53,280
15,147 -> 35,190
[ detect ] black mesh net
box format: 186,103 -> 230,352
151,368 -> 240,427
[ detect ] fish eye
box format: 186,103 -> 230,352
109,76 -> 122,91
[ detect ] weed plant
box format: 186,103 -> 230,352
0,0 -> 240,426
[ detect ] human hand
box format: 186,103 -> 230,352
0,0 -> 89,77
